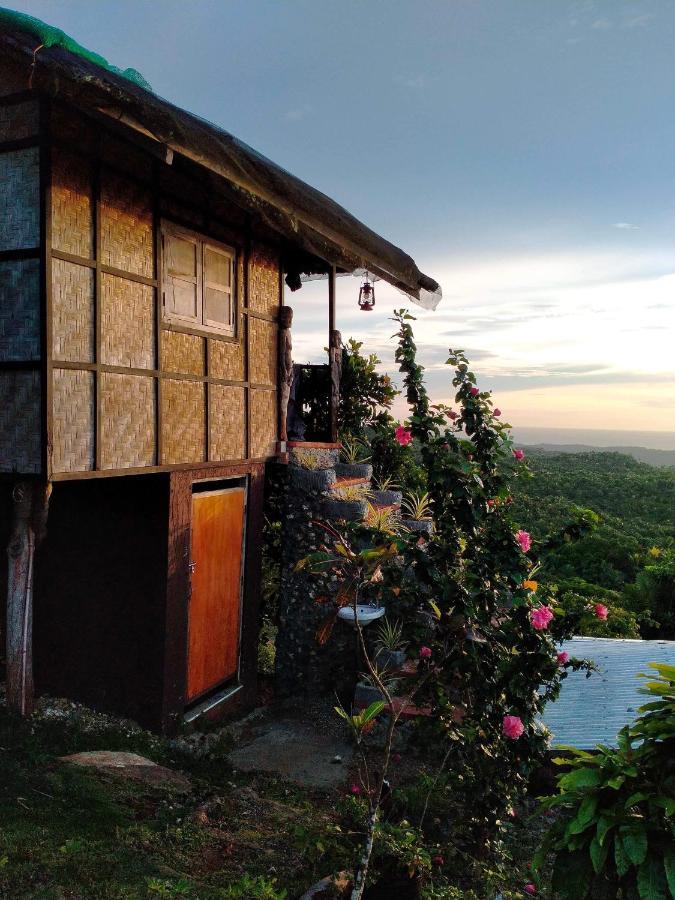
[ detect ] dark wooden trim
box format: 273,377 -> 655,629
50,249 -> 96,268
161,320 -> 240,345
244,238 -> 251,460
39,96 -> 52,478
47,456 -> 275,482
50,249 -> 158,287
153,158 -> 162,467
0,136 -> 40,153
238,463 -> 265,711
0,247 -> 40,262
287,440 -> 341,449
94,133 -> 102,471
243,308 -> 280,324
328,265 -> 339,443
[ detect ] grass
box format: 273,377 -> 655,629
0,696 -> 556,898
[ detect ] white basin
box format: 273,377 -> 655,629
337,604 -> 386,626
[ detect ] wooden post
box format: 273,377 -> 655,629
328,266 -> 340,443
6,481 -> 51,717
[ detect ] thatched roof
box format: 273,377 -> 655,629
0,13 -> 441,309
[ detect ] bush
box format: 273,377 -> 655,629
535,663 -> 675,899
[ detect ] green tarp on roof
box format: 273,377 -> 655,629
0,6 -> 152,90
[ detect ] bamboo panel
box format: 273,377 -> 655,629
52,259 -> 95,363
51,146 -> 94,258
0,148 -> 39,251
0,99 -> 39,142
100,274 -> 155,369
248,244 -> 280,316
209,335 -> 244,380
209,384 -> 245,461
50,105 -> 96,154
101,134 -> 152,182
0,258 -> 40,361
249,317 -> 277,386
249,388 -> 277,459
0,370 -> 40,473
52,368 -> 94,473
160,329 -> 204,376
100,170 -> 153,277
161,378 -> 206,465
99,372 -> 156,469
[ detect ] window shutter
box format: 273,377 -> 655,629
163,231 -> 199,322
203,243 -> 234,333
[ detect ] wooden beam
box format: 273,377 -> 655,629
5,481 -> 51,717
328,266 -> 340,443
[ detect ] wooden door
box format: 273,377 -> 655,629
187,485 -> 246,701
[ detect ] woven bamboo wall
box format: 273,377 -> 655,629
52,259 -> 95,362
40,104 -> 285,477
0,98 -> 38,141
0,370 -> 41,474
0,90 -> 42,475
100,171 -> 153,277
249,389 -> 277,459
249,245 -> 280,317
209,384 -> 246,461
161,331 -> 204,376
100,274 -> 155,369
99,373 -> 156,469
0,258 -> 40,361
51,368 -> 95,472
0,147 -> 39,251
0,59 -> 27,96
51,147 -> 94,258
161,378 -> 206,465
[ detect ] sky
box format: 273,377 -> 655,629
9,0 -> 675,438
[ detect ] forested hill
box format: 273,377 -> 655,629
514,450 -> 673,539
512,450 -> 674,638
522,443 -> 675,468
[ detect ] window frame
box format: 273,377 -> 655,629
161,219 -> 237,339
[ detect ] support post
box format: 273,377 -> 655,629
328,266 -> 340,443
6,481 -> 51,717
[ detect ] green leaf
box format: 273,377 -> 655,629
361,700 -> 385,724
578,794 -> 599,827
559,767 -> 603,791
637,856 -> 667,900
552,849 -> 594,899
596,815 -> 614,846
590,834 -> 610,874
620,827 -> 648,866
663,845 -> 675,897
615,834 -> 631,879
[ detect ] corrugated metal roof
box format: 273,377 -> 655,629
542,637 -> 675,750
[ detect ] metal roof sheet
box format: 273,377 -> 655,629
543,637 -> 675,750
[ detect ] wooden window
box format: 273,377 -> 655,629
161,221 -> 236,336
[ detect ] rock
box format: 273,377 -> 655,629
59,750 -> 191,792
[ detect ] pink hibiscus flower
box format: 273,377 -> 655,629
516,530 -> 532,553
394,424 -> 412,446
524,885 -> 537,896
493,408 -> 502,417
557,651 -> 569,665
529,606 -> 554,631
513,448 -> 525,461
419,646 -> 432,660
594,603 -> 608,620
447,409 -> 458,420
502,715 -> 525,740
470,386 -> 480,397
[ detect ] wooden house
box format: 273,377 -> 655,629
0,14 -> 440,733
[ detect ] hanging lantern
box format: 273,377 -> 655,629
358,273 -> 376,311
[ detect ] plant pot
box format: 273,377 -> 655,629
323,498 -> 368,522
375,648 -> 406,671
354,680 -> 385,707
290,466 -> 336,492
369,489 -> 402,507
335,462 -> 373,480
405,518 -> 434,535
337,604 -> 386,626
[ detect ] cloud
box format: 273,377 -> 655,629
623,14 -> 654,29
591,18 -> 612,30
612,222 -> 639,230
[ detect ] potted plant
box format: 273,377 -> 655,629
401,491 -> 434,534
336,437 -> 373,480
369,474 -> 403,508
374,618 -> 408,672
